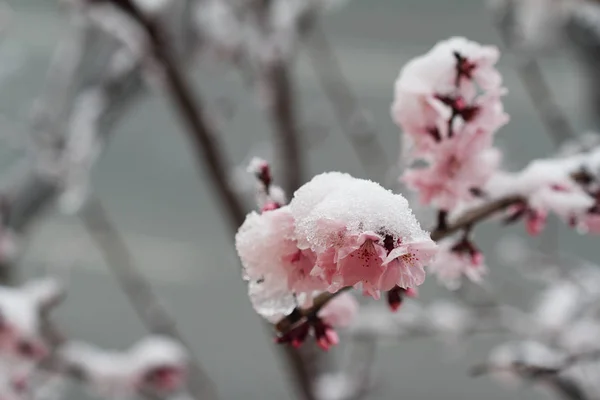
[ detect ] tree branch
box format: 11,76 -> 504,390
80,197 -> 219,400
264,60 -> 305,195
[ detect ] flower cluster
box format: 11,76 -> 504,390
60,336 -> 188,398
0,279 -> 64,400
235,172 -> 437,339
484,146 -> 600,236
393,37 -> 508,211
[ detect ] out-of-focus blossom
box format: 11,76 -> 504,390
0,278 -> 63,362
428,239 -> 487,290
393,37 -> 507,212
60,336 -> 187,397
391,37 -> 504,156
317,291 -> 359,328
403,131 -> 500,210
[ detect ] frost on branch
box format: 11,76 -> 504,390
60,335 -> 188,398
235,171 -> 436,347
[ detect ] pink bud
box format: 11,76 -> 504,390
325,328 -> 339,347
260,202 -> 280,213
404,287 -> 418,298
526,209 -> 547,236
471,251 -> 484,266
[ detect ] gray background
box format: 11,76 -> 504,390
1,1 -> 596,399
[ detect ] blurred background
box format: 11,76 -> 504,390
1,0 -> 598,399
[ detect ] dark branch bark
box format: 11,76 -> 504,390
265,60 -> 305,195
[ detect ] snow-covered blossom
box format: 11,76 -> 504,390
393,37 -> 508,211
428,239 -> 487,290
60,336 -> 187,398
290,172 -> 437,298
236,172 -> 436,348
482,150 -> 600,235
0,278 -> 64,362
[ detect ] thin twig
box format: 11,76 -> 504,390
80,197 -> 219,400
264,60 -> 305,194
492,0 -> 577,146
96,0 -> 246,229
303,20 -> 390,181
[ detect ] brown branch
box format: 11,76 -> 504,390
275,195 -> 524,334
95,0 -> 246,229
80,198 -> 219,400
264,60 -> 305,195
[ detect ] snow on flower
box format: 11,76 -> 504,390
393,37 -> 507,211
60,336 -> 188,397
235,171 -> 436,329
290,173 -> 437,298
0,278 -> 64,362
481,152 -> 600,235
391,37 -> 504,151
427,239 -> 487,290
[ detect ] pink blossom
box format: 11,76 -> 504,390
391,37 -> 503,156
428,240 -> 487,290
235,206 -> 326,294
290,173 -> 437,298
317,292 -> 359,328
379,240 -> 438,291
402,130 -> 500,210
